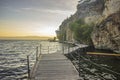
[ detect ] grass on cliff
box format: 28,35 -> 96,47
69,19 -> 94,45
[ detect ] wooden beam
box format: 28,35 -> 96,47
87,52 -> 120,57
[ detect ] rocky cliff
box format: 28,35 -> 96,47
57,0 -> 120,53
92,0 -> 120,53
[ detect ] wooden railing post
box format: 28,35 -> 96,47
36,46 -> 38,61
27,55 -> 30,79
62,44 -> 64,54
40,44 -> 42,55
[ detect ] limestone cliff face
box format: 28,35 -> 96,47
92,11 -> 120,53
58,0 -> 104,42
103,0 -> 120,17
57,0 -> 120,53
91,0 -> 120,53
76,0 -> 104,22
58,14 -> 77,42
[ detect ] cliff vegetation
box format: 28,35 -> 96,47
69,19 -> 94,44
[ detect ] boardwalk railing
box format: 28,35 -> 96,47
27,45 -> 42,79
62,42 -> 88,77
26,41 -> 120,79
26,42 -> 79,79
26,44 -> 60,79
25,41 -> 120,79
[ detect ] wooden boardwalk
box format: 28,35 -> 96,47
30,52 -> 79,80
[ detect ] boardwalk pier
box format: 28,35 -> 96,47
27,43 -> 120,80
28,45 -> 80,80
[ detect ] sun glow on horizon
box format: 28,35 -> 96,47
0,0 -> 77,38
0,20 -> 56,37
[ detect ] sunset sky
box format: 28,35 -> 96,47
0,0 -> 78,37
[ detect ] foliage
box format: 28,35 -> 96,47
69,19 -> 94,44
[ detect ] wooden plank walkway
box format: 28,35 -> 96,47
31,52 -> 79,80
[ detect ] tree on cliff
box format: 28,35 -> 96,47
70,19 -> 94,45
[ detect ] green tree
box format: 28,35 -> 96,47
69,19 -> 94,45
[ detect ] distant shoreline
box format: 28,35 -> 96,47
0,36 -> 54,40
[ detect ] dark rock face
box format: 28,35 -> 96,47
92,12 -> 120,53
76,0 -> 104,18
103,0 -> 120,17
91,0 -> 120,53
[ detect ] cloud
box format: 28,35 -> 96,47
0,0 -> 78,36
19,8 -> 74,15
0,0 -> 78,11
0,0 -> 78,17
25,0 -> 78,11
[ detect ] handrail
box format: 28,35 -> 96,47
27,45 -> 41,79
26,44 -> 60,79
26,42 -> 89,79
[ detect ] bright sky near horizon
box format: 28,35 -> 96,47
0,0 -> 78,37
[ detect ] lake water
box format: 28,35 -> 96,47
0,40 -> 62,80
1,40 -> 120,80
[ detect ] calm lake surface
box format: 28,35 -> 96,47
0,40 -> 62,80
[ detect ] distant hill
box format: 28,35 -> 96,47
0,36 -> 53,40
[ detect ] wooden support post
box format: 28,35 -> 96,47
62,35 -> 64,54
36,46 -> 38,61
62,44 -> 64,54
27,55 -> 30,79
40,44 -> 42,55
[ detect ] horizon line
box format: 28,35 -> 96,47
0,35 -> 56,38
